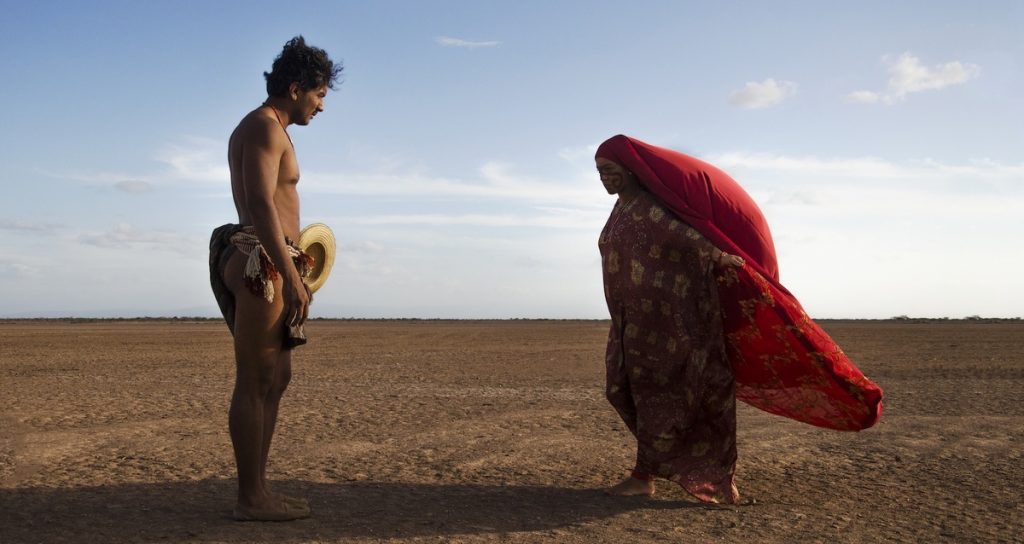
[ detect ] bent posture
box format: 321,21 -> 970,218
594,135 -> 883,504
598,156 -> 743,502
209,36 -> 342,521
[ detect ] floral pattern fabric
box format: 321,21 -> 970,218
595,134 -> 883,432
716,260 -> 883,430
600,191 -> 739,504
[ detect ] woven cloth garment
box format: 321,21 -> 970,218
209,224 -> 314,349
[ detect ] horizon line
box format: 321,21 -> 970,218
1,316 -> 1021,323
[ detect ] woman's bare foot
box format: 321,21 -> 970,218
605,475 -> 656,497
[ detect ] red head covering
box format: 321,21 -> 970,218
596,134 -> 779,283
596,134 -> 883,431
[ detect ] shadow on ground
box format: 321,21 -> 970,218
0,479 -> 706,542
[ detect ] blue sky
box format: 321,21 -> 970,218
0,0 -> 1021,318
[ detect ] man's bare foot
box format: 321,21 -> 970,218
272,492 -> 309,508
265,485 -> 309,508
605,475 -> 656,497
233,496 -> 311,522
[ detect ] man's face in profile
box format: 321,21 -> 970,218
294,84 -> 328,126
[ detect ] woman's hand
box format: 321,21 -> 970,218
716,251 -> 745,268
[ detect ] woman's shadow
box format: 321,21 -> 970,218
0,478 -> 707,542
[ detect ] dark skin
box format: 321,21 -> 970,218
223,81 -> 326,519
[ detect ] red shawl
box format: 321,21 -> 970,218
596,134 -> 883,431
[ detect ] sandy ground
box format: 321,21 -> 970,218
0,319 -> 1021,543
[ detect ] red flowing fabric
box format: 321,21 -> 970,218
596,134 -> 883,431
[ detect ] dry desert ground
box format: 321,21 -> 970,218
1,319 -> 1022,543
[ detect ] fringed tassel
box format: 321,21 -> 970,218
242,248 -> 275,302
258,251 -> 279,302
296,252 -> 315,279
231,228 -> 304,304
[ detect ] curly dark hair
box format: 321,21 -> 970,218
264,36 -> 343,97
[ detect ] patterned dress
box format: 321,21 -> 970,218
599,190 -> 739,504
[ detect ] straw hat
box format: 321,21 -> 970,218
298,223 -> 336,293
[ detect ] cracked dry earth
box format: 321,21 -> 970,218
1,320 -> 1021,543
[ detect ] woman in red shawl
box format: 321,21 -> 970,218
596,135 -> 883,504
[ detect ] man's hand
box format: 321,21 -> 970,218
282,274 -> 310,328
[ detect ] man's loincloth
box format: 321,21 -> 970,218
209,223 -> 314,349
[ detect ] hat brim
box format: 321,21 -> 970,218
298,223 -> 336,293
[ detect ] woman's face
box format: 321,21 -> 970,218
596,157 -> 637,195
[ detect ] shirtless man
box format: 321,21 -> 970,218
208,36 -> 341,521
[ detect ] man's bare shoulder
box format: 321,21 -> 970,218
230,108 -> 285,149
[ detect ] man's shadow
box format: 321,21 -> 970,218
1,479 -> 708,543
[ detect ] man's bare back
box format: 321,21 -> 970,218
228,106 -> 301,242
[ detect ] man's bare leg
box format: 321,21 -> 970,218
259,354 -> 289,478
257,351 -> 309,507
225,253 -> 309,520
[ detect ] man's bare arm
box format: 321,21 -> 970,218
241,118 -> 310,326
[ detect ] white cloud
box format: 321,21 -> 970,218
76,223 -> 201,256
302,161 -> 607,207
729,79 -> 798,109
38,168 -> 154,188
707,151 -> 1024,194
697,151 -> 1024,318
154,136 -> 228,183
339,241 -> 386,253
114,180 -> 154,194
845,90 -> 881,104
847,52 -> 980,104
0,219 -> 62,233
706,154 -> 1023,254
14,137 -> 1020,319
435,36 -> 501,48
0,258 -> 38,277
328,208 -> 607,230
40,136 -> 225,190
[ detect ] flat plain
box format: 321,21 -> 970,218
1,319 -> 1021,543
